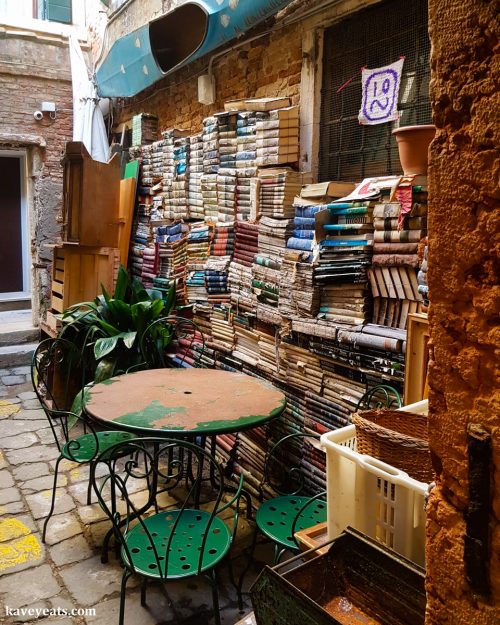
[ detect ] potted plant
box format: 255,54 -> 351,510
59,266 -> 176,383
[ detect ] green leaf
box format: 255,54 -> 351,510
164,281 -> 176,315
113,266 -> 129,301
94,335 -> 120,360
122,331 -> 137,349
94,358 -> 117,383
101,284 -> 111,305
130,278 -> 150,304
150,298 -> 165,318
107,299 -> 133,330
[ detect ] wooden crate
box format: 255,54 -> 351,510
294,522 -> 330,558
50,244 -> 120,314
404,313 -> 430,405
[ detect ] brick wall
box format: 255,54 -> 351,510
116,21 -> 303,133
0,33 -> 73,319
426,0 -> 499,622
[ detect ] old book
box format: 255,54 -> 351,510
373,203 -> 401,219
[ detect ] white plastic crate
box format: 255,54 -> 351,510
320,424 -> 429,567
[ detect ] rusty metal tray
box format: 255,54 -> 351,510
250,528 -> 425,625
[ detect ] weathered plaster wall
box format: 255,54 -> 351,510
426,0 -> 499,623
115,20 -> 303,134
0,31 -> 73,320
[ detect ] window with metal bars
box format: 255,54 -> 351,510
319,0 -> 431,182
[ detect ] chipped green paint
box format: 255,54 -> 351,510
115,400 -> 186,429
195,400 -> 286,434
101,378 -> 120,385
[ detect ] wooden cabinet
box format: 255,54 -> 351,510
62,142 -> 121,247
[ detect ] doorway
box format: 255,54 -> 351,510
0,153 -> 31,303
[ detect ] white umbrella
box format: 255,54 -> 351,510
69,34 -> 109,163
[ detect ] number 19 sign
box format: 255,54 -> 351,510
358,58 -> 404,125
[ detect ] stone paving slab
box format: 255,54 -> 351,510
0,366 -> 276,625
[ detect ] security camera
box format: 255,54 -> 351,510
34,110 -> 43,121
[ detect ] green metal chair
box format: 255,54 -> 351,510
237,432 -> 327,607
355,384 -> 402,411
90,437 -> 245,625
31,337 -> 137,542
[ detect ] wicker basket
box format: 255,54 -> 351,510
351,409 -> 433,483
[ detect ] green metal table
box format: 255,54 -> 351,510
85,368 -> 286,436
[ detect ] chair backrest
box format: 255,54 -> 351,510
91,437 -> 243,579
355,384 -> 402,411
140,316 -> 206,369
31,337 -> 97,453
261,432 -> 322,498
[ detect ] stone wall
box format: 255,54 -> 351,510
115,20 -> 303,134
0,30 -> 73,320
426,0 -> 499,623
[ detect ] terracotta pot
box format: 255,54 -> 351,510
392,125 -> 436,175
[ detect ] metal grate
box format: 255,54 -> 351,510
319,0 -> 431,182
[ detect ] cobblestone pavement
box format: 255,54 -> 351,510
0,366 -> 270,625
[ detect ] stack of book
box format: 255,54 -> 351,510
236,111 -> 257,169
189,134 -> 204,219
205,256 -> 231,305
256,106 -> 299,167
186,269 -> 207,304
216,111 -> 238,169
252,255 -> 281,309
216,169 -> 237,223
279,257 -> 320,318
368,177 -> 428,328
258,168 -> 303,218
228,263 -> 254,311
201,174 -> 218,222
161,129 -> 188,219
210,305 -> 235,353
286,200 -> 322,261
277,342 -> 323,395
203,116 -> 219,174
210,223 -> 234,258
132,113 -> 158,147
233,314 -> 260,367
233,221 -> 258,266
258,216 -> 294,258
256,324 -> 279,376
171,136 -> 190,219
236,167 -> 257,221
186,222 -> 212,266
316,200 -> 375,326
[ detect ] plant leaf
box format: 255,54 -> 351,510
94,358 -> 117,383
101,284 -> 111,305
122,331 -> 137,349
94,335 -> 120,360
113,266 -> 129,301
164,281 -> 176,315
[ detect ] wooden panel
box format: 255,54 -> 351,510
61,143 -> 121,248
118,178 -> 136,267
49,244 -> 120,314
404,312 -> 430,405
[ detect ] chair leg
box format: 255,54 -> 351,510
119,569 -> 132,625
86,463 -> 93,505
140,578 -> 148,607
42,456 -> 62,543
236,524 -> 258,611
206,569 -> 221,625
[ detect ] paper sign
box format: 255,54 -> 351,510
359,59 -> 404,125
